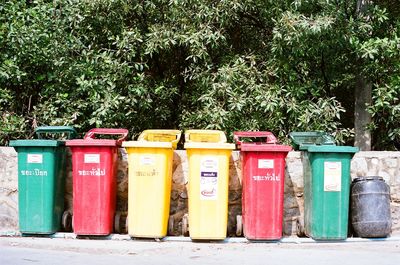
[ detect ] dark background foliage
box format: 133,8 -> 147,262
0,0 -> 399,149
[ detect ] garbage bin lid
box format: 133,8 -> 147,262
233,131 -> 292,152
289,131 -> 336,150
9,126 -> 76,148
122,141 -> 173,149
66,139 -> 120,147
35,126 -> 77,139
184,142 -> 235,150
66,128 -> 128,147
9,139 -> 63,147
306,145 -> 359,153
185,130 -> 228,143
240,143 -> 292,152
137,129 -> 181,149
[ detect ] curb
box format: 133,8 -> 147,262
2,232 -> 400,244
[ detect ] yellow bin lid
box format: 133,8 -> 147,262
184,130 -> 235,150
122,141 -> 173,148
184,142 -> 235,150
122,129 -> 181,149
184,130 -> 227,143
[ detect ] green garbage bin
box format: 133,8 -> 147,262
10,126 -> 76,234
290,132 -> 358,240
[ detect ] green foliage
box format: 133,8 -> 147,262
0,0 -> 399,149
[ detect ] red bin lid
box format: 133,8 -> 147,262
240,143 -> 292,152
234,131 -> 292,152
66,139 -> 119,147
66,128 -> 128,147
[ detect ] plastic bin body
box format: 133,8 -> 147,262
123,130 -> 181,238
184,130 -> 234,240
234,131 -> 291,240
303,145 -> 358,240
13,143 -> 65,234
66,128 -> 128,235
10,126 -> 76,234
69,145 -> 118,235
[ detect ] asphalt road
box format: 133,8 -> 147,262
1,236 -> 399,265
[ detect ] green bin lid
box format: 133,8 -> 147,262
289,131 -> 336,150
9,139 -> 63,147
9,126 -> 76,148
306,145 -> 359,153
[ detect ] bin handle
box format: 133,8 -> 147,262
138,130 -> 182,146
84,128 -> 129,145
234,131 -> 277,146
35,126 -> 77,140
184,130 -> 227,143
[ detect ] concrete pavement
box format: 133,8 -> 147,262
1,235 -> 399,265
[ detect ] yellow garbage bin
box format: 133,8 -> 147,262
184,130 -> 235,240
122,130 -> 181,238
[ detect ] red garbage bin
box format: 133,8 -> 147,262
66,128 -> 128,235
234,131 -> 292,240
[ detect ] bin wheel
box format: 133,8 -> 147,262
115,211 -> 128,234
168,216 -> 175,236
122,213 -> 128,234
114,211 -> 122,234
296,216 -> 305,237
236,215 -> 243,236
62,211 -> 72,232
182,213 -> 189,236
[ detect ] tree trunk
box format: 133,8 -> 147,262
354,0 -> 372,151
354,76 -> 372,151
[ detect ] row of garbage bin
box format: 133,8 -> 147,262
10,127 -> 392,241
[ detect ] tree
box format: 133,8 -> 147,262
0,0 -> 399,149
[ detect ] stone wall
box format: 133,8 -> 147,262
0,148 -> 18,232
1,147 -> 399,236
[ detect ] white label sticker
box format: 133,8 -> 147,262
27,154 -> 43,164
324,161 -> 342,192
84,154 -> 100,164
258,159 -> 274,169
200,157 -> 219,200
140,155 -> 155,166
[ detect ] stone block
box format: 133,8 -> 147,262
377,171 -> 391,184
365,158 -> 380,175
384,158 -> 398,169
351,157 -> 368,177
